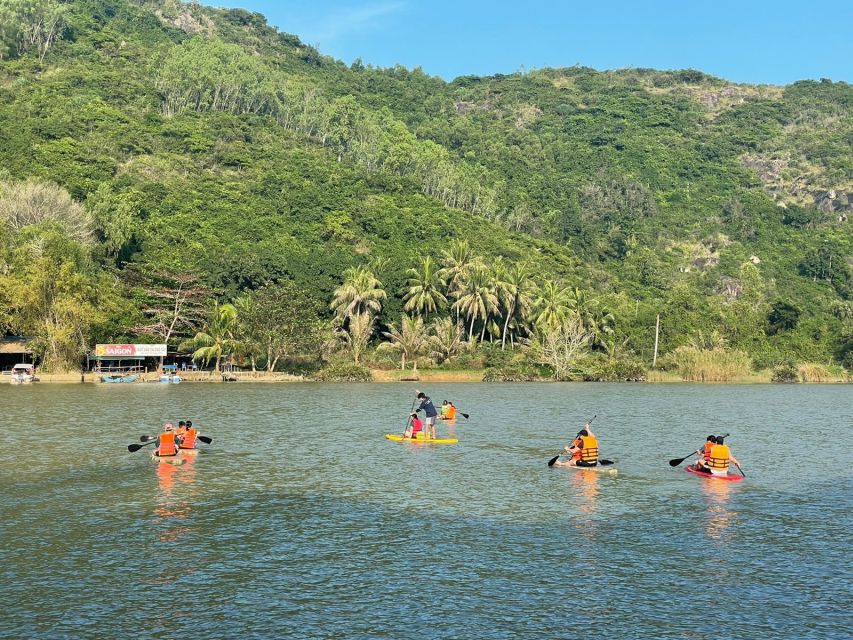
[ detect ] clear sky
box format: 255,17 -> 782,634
212,0 -> 852,85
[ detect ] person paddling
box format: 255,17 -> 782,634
705,435 -> 742,476
404,412 -> 424,439
179,421 -> 198,450
562,423 -> 599,467
415,391 -> 438,439
155,423 -> 178,457
690,435 -> 716,472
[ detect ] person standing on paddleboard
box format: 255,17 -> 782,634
563,423 -> 599,467
415,392 -> 438,439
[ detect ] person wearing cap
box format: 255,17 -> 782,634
415,391 -> 438,439
562,423 -> 599,467
155,423 -> 178,457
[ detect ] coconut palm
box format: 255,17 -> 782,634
428,317 -> 467,364
335,311 -> 375,364
179,302 -> 240,373
330,265 -> 387,323
453,263 -> 499,341
439,239 -> 475,322
403,255 -> 447,319
379,314 -> 429,369
495,261 -> 534,350
533,280 -> 572,331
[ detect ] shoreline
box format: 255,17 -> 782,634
15,368 -> 851,384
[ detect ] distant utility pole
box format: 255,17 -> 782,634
652,314 -> 660,369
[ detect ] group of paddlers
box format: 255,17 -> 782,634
553,423 -> 744,476
403,393 -> 459,439
154,421 -> 199,457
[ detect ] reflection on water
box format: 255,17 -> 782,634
154,455 -> 198,542
700,478 -> 738,543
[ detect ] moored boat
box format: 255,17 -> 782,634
101,374 -> 138,383
685,465 -> 744,482
385,433 -> 458,444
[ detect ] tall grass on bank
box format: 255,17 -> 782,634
798,363 -> 836,382
672,347 -> 752,382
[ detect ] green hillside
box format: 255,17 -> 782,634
0,0 -> 850,378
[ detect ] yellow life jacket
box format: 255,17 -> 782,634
441,405 -> 450,418
708,443 -> 730,470
579,435 -> 599,462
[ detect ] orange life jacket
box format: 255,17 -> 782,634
447,406 -> 456,420
175,425 -> 187,437
579,434 -> 599,462
704,441 -> 713,462
707,443 -> 730,470
179,428 -> 197,449
158,432 -> 177,456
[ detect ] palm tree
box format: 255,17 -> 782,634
533,280 -> 572,331
179,302 -> 240,373
428,317 -> 467,364
439,239 -> 474,322
403,255 -> 447,319
330,265 -> 387,323
336,312 -> 375,364
380,314 -> 429,368
453,263 -> 498,341
495,261 -> 534,350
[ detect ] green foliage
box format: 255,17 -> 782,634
580,355 -> 647,382
767,300 -> 801,335
0,0 -> 848,374
771,362 -> 800,383
312,361 -> 373,382
671,346 -> 752,382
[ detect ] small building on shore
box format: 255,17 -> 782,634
0,336 -> 35,374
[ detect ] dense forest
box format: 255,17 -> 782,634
0,0 -> 850,381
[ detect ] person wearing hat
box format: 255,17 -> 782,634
415,392 -> 438,439
155,423 -> 178,457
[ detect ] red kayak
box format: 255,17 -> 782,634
685,466 -> 744,482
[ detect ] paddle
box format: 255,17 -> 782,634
733,462 -> 746,477
547,415 -> 597,467
668,432 -> 729,467
128,440 -> 156,453
140,434 -> 213,444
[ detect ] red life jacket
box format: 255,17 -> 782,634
158,432 -> 177,456
179,428 -> 197,449
411,417 -> 423,435
704,441 -> 713,462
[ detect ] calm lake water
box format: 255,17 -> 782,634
1,382 -> 850,639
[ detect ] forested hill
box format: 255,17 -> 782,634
0,0 -> 850,376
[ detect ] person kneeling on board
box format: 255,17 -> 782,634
563,424 -> 599,467
155,423 -> 179,457
404,413 -> 424,439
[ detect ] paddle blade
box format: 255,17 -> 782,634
547,455 -> 560,467
128,443 -> 144,452
140,435 -> 155,442
599,459 -> 614,466
460,413 -> 470,419
198,435 -> 213,444
669,456 -> 689,467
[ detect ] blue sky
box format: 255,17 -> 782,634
212,1 -> 852,84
